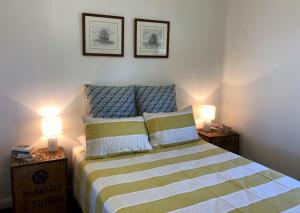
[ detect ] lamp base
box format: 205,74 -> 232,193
203,120 -> 212,132
48,138 -> 58,152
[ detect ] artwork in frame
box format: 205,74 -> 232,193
134,19 -> 170,58
82,13 -> 124,56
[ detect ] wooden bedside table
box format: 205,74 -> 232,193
197,129 -> 239,154
10,147 -> 67,213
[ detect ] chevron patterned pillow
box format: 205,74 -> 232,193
136,85 -> 177,115
85,85 -> 137,118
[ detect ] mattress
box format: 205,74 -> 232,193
73,140 -> 300,213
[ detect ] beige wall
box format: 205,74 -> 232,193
4,0 -> 300,209
221,0 -> 300,180
0,0 -> 227,207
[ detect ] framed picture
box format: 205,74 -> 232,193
82,13 -> 124,56
134,19 -> 170,58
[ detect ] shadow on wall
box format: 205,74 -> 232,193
60,86 -> 86,176
240,131 -> 300,180
222,50 -> 298,88
221,58 -> 300,180
58,82 -> 224,160
0,82 -> 224,200
0,86 -> 86,200
177,83 -> 223,126
0,93 -> 41,199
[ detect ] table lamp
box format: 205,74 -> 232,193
200,105 -> 216,131
42,116 -> 62,152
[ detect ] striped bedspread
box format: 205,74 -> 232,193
73,140 -> 300,213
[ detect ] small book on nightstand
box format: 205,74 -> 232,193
210,124 -> 232,133
11,144 -> 35,159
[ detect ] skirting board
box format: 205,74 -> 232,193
0,197 -> 12,209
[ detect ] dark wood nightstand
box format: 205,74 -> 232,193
10,147 -> 67,213
198,129 -> 239,154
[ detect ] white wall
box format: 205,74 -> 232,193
0,0 -> 227,206
221,0 -> 300,180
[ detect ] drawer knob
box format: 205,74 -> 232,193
32,170 -> 48,184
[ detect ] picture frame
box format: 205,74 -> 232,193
134,19 -> 170,58
82,13 -> 124,56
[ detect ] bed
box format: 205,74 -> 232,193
75,84 -> 300,213
73,140 -> 300,213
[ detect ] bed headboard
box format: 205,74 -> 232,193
136,85 -> 176,115
85,84 -> 177,118
85,85 -> 137,118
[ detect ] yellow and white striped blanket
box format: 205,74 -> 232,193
73,140 -> 300,213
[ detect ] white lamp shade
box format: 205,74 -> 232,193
200,105 -> 216,121
42,116 -> 62,138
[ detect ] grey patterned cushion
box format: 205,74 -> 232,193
136,85 -> 177,114
85,85 -> 137,118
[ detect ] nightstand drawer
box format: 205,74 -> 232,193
211,135 -> 238,144
210,136 -> 239,154
11,160 -> 67,213
198,129 -> 239,154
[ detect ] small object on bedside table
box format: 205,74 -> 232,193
10,147 -> 67,213
11,144 -> 36,159
197,129 -> 239,154
200,105 -> 216,131
210,124 -> 232,133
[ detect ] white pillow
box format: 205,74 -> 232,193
76,135 -> 86,147
83,116 -> 152,159
143,106 -> 199,147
